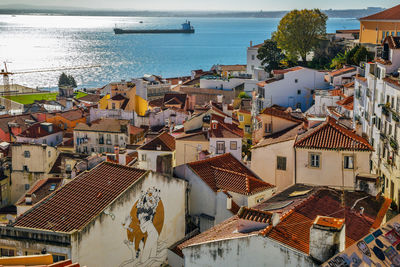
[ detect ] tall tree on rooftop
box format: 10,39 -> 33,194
257,39 -> 285,74
273,9 -> 328,64
58,72 -> 77,88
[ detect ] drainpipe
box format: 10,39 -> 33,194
294,148 -> 297,184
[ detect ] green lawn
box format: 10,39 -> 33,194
4,93 -> 58,105
74,91 -> 88,99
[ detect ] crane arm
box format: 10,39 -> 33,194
10,65 -> 101,75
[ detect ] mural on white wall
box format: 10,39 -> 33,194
120,187 -> 167,267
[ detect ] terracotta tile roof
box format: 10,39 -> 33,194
238,109 -> 251,114
355,74 -> 367,83
148,97 -> 164,108
219,65 -> 246,72
250,43 -> 263,49
74,118 -> 129,133
295,117 -> 372,151
261,107 -> 305,123
55,109 -> 86,121
16,177 -> 63,206
343,81 -> 354,88
78,94 -> 100,103
329,67 -> 356,77
262,189 -> 391,254
0,114 -> 36,135
253,124 -> 302,148
336,29 -> 359,34
138,131 -> 175,151
129,125 -> 144,135
110,94 -> 127,101
360,4 -> 400,20
329,89 -> 347,98
384,76 -> 400,89
209,114 -> 243,138
163,93 -> 187,109
314,216 -> 345,230
188,153 -> 274,195
175,130 -> 208,140
257,77 -> 280,86
13,162 -> 147,232
179,215 -> 260,250
237,207 -> 273,223
18,123 -> 62,138
384,35 -> 400,49
273,66 -> 303,75
336,95 -> 354,110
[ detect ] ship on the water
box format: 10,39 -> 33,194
114,21 -> 194,34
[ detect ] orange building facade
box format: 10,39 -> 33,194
359,5 -> 400,45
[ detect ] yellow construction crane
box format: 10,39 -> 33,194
0,62 -> 101,111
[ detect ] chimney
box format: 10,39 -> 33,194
250,41 -> 253,47
114,145 -> 120,163
211,120 -> 218,130
224,116 -> 232,124
309,216 -> 345,263
25,193 -> 32,205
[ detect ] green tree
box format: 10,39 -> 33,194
330,53 -> 346,69
345,45 -> 359,65
238,92 -> 251,99
273,9 -> 328,64
352,46 -> 370,65
257,40 -> 285,73
58,72 -> 77,88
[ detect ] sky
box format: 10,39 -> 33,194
0,0 -> 399,11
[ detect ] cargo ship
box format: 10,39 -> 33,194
114,21 -> 194,34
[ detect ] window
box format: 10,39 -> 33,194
255,195 -> 265,203
99,133 -> 104,144
382,31 -> 386,40
112,103 -> 116,109
245,125 -> 251,133
251,55 -> 255,60
216,141 -> 225,154
239,115 -> 244,122
23,166 -> 29,172
265,123 -> 272,133
0,248 -> 15,257
52,254 -> 66,263
343,155 -> 354,169
24,151 -> 30,158
251,65 -> 254,70
24,184 -> 30,190
294,79 -> 298,83
56,135 -> 59,142
48,151 -> 51,158
277,156 -> 287,170
230,141 -> 237,150
309,153 -> 320,168
141,154 -> 146,161
297,89 -> 301,95
398,32 -> 400,36
296,102 -> 301,109
43,139 -> 47,145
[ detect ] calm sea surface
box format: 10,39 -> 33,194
0,15 -> 359,89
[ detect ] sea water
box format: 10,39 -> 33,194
0,15 -> 359,89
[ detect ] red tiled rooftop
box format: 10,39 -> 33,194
261,107 -> 304,123
273,66 -> 303,75
314,216 -> 345,230
262,189 -> 391,254
17,123 -> 62,138
384,35 -> 400,49
295,117 -> 372,151
138,131 -> 175,151
355,74 -> 367,83
329,67 -> 356,77
336,95 -> 354,110
13,162 -> 147,232
188,153 -> 274,195
360,5 -> 400,21
237,207 -> 273,223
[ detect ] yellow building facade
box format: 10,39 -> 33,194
359,5 -> 400,45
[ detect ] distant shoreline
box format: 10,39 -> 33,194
0,7 -> 384,19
